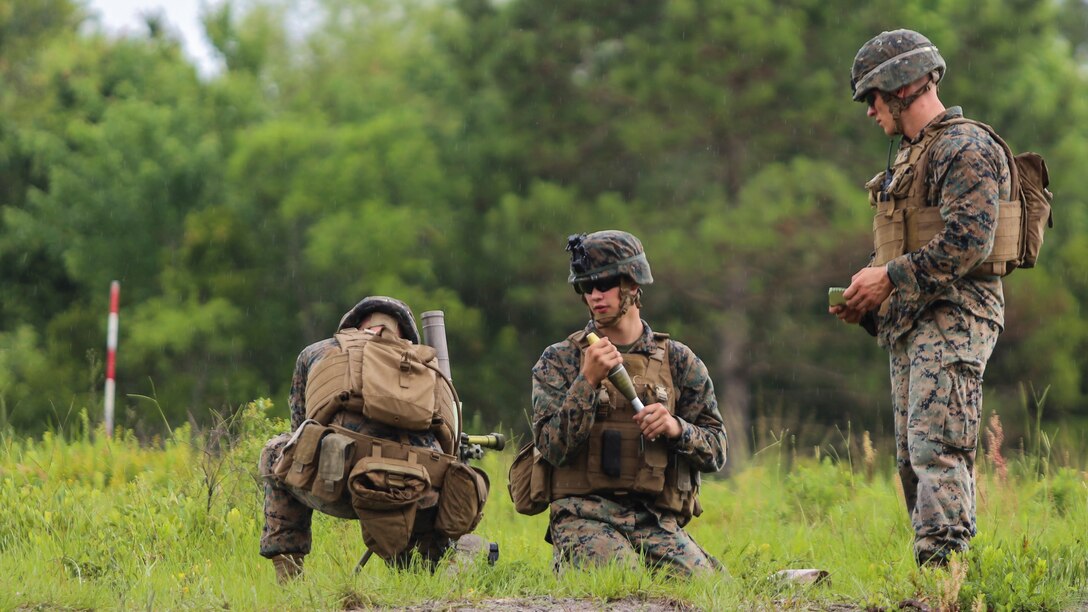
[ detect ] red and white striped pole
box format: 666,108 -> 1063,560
105,281 -> 120,437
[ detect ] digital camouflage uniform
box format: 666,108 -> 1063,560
852,31 -> 1009,565
259,298 -> 448,566
532,231 -> 728,576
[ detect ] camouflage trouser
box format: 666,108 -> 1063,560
258,433 -> 449,566
890,303 -> 999,565
547,495 -> 722,577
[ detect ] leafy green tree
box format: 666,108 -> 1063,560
0,9 -> 235,426
3,0 -> 1087,447
451,0 -> 1088,451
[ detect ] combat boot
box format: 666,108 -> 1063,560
272,553 -> 305,583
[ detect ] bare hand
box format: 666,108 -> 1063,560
633,402 -> 681,441
844,266 -> 893,314
581,336 -> 623,388
829,304 -> 866,324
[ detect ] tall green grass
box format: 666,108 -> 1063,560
0,400 -> 1084,610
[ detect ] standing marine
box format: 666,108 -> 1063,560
831,29 -> 1011,566
529,230 -> 728,576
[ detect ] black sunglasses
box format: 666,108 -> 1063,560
865,91 -> 879,108
574,276 -> 622,295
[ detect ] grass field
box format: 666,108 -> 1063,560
1,400 -> 1085,610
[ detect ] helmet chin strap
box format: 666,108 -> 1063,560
885,94 -> 906,135
589,279 -> 641,329
882,77 -> 935,136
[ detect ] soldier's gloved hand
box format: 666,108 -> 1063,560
581,336 -> 623,388
633,402 -> 681,442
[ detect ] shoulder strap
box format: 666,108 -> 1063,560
928,117 -> 1019,195
650,334 -> 668,362
567,329 -> 591,349
335,328 -> 374,351
642,334 -> 669,391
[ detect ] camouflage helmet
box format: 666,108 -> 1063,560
851,29 -> 945,102
566,230 -> 653,289
337,296 -> 421,344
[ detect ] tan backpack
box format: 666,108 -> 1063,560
304,328 -> 443,431
964,119 -> 1054,274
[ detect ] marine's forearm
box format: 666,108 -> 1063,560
532,374 -> 598,466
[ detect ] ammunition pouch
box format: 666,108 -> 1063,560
589,422 -> 667,494
276,422 -> 365,503
656,456 -> 702,526
273,419 -> 329,490
269,421 -> 356,518
312,432 -> 355,503
550,422 -> 668,499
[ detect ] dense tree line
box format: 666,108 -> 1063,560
2,0 -> 1086,459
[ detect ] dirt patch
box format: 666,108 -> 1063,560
386,596 -> 697,611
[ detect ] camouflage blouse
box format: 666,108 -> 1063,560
880,107 -> 1008,347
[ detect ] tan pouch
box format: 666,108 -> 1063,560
359,339 -> 437,430
274,421 -> 330,490
507,442 -> 551,516
436,462 -> 490,538
348,449 -> 431,562
656,457 -> 700,525
1015,152 -> 1052,268
872,204 -> 905,267
310,432 -> 356,503
632,442 -> 668,494
529,445 -> 552,509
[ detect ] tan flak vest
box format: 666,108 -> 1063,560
549,330 -> 702,524
869,117 -> 1021,277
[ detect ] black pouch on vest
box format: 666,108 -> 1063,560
601,429 -> 622,478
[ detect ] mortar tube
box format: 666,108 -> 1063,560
421,310 -> 459,440
420,310 -> 452,381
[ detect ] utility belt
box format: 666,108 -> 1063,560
273,420 -> 488,562
508,437 -> 701,524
